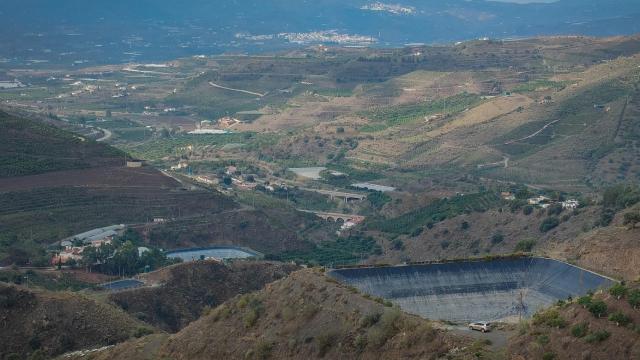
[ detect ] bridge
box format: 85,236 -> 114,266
300,188 -> 366,202
299,210 -> 365,223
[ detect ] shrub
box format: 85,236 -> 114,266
533,309 -> 566,328
571,323 -> 588,338
301,303 -> 320,319
410,227 -> 423,237
608,311 -> 631,326
242,297 -> 264,328
211,305 -> 231,321
491,233 -> 504,245
515,239 -> 536,252
243,307 -> 260,328
598,208 -> 616,227
628,289 -> 640,309
360,313 -> 381,328
587,300 -> 607,318
577,295 -> 592,308
391,239 -> 405,251
254,340 -> 274,360
584,330 -> 610,343
523,205 -> 534,215
536,334 -> 550,345
27,350 -> 46,360
461,221 -> 470,230
317,331 -> 339,357
542,352 -> 556,360
547,203 -> 563,216
354,335 -> 367,352
623,212 -> 640,228
367,308 -> 401,348
609,283 -> 628,299
540,217 -> 560,232
368,192 -> 391,210
518,319 -> 530,335
132,326 -> 154,338
602,184 -> 640,209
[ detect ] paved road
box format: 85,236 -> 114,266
209,81 -> 265,97
96,127 -> 112,142
504,119 -> 560,145
300,187 -> 366,200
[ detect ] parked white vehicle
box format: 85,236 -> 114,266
468,322 -> 492,332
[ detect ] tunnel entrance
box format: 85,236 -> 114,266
328,257 -> 614,323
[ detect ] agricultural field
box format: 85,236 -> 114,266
3,34 -> 640,269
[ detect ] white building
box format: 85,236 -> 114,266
562,199 -> 580,210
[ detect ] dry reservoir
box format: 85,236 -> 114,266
328,257 -> 614,323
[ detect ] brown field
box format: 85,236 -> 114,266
0,166 -> 179,192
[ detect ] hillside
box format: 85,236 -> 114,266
0,282 -> 151,359
548,205 -> 640,280
68,269 -> 488,360
508,287 -> 640,359
109,261 -> 299,332
362,199 -> 640,281
0,112 -> 331,266
0,111 -> 123,178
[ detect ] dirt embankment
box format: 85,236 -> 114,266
548,206 -> 640,281
109,261 -> 299,332
0,283 -> 148,359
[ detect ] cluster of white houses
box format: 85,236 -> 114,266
51,225 -> 125,265
500,192 -> 580,210
527,195 -> 579,210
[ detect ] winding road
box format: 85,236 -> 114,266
504,119 -> 560,145
209,81 -> 265,97
96,127 -> 112,142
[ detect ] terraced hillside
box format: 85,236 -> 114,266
0,113 -> 329,266
0,111 -> 123,177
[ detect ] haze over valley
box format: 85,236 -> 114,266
1,1 -> 640,359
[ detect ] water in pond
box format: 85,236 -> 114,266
100,279 -> 144,291
166,247 -> 257,262
288,167 -> 326,180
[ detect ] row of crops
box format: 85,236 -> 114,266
359,92 -> 483,131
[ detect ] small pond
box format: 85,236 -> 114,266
166,246 -> 259,262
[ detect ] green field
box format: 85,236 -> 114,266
269,234 -> 382,266
360,92 -> 483,131
366,192 -> 502,235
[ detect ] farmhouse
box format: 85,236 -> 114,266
561,199 -> 580,210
